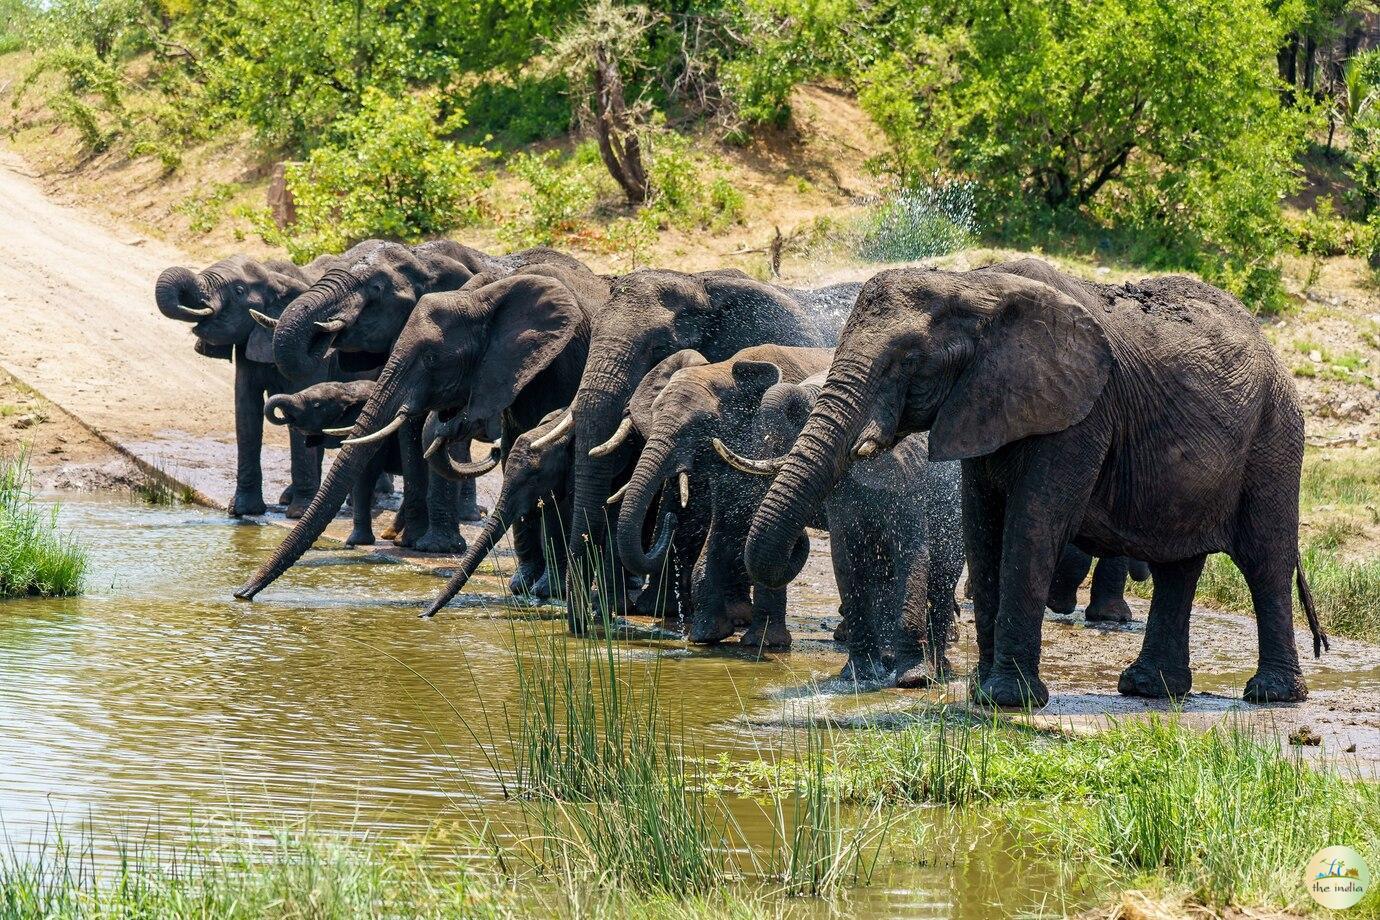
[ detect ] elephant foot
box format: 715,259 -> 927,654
1045,589 -> 1078,616
457,504 -> 487,523
740,620 -> 791,651
229,491 -> 267,518
839,655 -> 889,685
727,599 -> 753,628
1084,597 -> 1134,624
634,583 -> 673,619
278,485 -> 295,505
973,669 -> 1049,709
896,651 -> 954,689
284,500 -> 310,520
509,563 -> 545,597
832,619 -> 850,643
413,530 -> 466,554
1128,559 -> 1151,582
1117,659 -> 1192,699
688,613 -> 735,645
345,528 -> 375,548
1244,667 -> 1308,704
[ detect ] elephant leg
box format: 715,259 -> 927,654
670,509 -> 706,629
689,516 -> 734,644
448,441 -> 485,522
961,462 -> 1004,688
230,357 -> 268,517
1118,555 -> 1205,699
744,584 -> 790,650
1046,545 -> 1092,615
1128,558 -> 1151,582
1085,556 -> 1134,623
346,450 -> 386,547
375,473 -> 395,497
836,525 -> 891,683
395,424 -> 430,547
1234,545 -> 1309,704
285,427 -> 322,520
415,470 -> 465,554
510,507 -> 548,597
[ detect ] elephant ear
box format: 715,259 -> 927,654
628,349 -> 708,436
246,270 -> 306,364
462,274 -> 584,424
727,359 -> 782,415
195,339 -> 233,361
245,324 -> 275,363
928,276 -> 1113,462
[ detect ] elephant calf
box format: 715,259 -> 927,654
265,380 -> 473,551
719,372 -> 964,685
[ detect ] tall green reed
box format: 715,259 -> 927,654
0,450 -> 85,598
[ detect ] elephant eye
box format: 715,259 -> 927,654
235,284 -> 246,296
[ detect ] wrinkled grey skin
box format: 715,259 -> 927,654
738,373 -> 964,685
237,263 -> 606,601
745,258 -> 1326,708
616,346 -> 834,647
155,253 -> 340,518
1046,548 -> 1152,623
562,268 -> 859,626
424,410 -> 575,615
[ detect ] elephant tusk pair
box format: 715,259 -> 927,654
340,412 -> 408,445
712,437 -> 785,477
589,416 -> 633,458
529,410 -> 573,450
249,309 -> 276,329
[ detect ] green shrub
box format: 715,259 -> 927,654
0,451 -> 86,598
260,89 -> 492,261
500,149 -> 598,246
13,46 -> 128,154
456,73 -> 572,150
854,183 -> 976,262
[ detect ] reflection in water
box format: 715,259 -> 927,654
0,495 -> 1085,918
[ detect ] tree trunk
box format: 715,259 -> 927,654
592,44 -> 648,205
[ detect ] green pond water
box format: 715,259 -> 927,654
0,494 -> 1093,918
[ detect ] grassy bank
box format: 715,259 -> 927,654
0,451 -> 85,597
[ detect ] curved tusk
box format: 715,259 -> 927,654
341,412 -> 408,445
589,416 -> 634,458
678,471 -> 690,509
249,309 -> 276,329
314,319 -> 346,334
855,438 -> 879,459
321,425 -> 354,437
185,306 -> 215,318
605,481 -> 630,506
448,446 -> 501,478
712,437 -> 785,477
528,411 -> 573,450
423,437 -> 446,460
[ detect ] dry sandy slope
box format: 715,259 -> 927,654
0,151 -> 293,506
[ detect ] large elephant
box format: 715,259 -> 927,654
615,346 -> 834,647
155,253 -> 343,517
557,269 -> 860,622
236,262 -> 607,600
744,258 -> 1327,707
717,373 -> 964,685
1046,548 -> 1152,623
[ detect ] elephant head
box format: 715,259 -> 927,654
744,265 -> 1112,589
560,269 -> 832,598
423,408 -> 575,617
264,379 -> 375,447
155,255 -> 318,362
271,239 -> 490,381
236,267 -> 595,600
423,411 -> 504,481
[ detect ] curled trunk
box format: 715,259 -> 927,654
616,435 -> 677,575
275,268 -> 362,382
155,267 -> 211,323
422,511 -> 510,617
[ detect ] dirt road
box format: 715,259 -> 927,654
0,151 -> 293,506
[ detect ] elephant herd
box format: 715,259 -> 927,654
156,240 -> 1329,708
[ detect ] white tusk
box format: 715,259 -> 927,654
529,411 -> 573,450
855,439 -> 879,458
606,481 -> 630,506
678,471 -> 690,509
249,309 -> 276,328
314,319 -> 346,334
321,425 -> 354,437
342,412 -> 408,445
186,306 -> 215,318
589,416 -> 634,458
712,437 -> 785,476
423,437 -> 445,459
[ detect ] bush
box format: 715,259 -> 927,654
0,452 -> 86,598
456,73 -> 572,150
854,183 -> 976,262
260,89 -> 492,261
500,148 -> 598,246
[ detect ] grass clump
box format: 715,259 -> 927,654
0,451 -> 85,597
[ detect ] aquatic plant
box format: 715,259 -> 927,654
0,451 -> 86,598
130,463 -> 197,507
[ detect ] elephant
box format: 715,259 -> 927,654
1046,548 -> 1152,623
614,346 -> 835,648
155,252 -> 348,518
556,268 -> 860,624
423,408 -> 574,615
743,258 -> 1327,708
717,372 -> 964,685
236,262 -> 607,600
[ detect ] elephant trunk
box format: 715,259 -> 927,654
745,357 -> 874,588
235,364 -> 410,599
275,268 -> 362,382
616,435 -> 677,575
422,509 -> 511,617
155,267 -> 212,323
264,394 -> 293,426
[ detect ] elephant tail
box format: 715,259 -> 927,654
1296,560 -> 1328,658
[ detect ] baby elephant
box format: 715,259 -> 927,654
718,372 -> 964,686
1046,547 -> 1152,623
265,381 -> 476,550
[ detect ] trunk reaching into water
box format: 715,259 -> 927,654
616,435 -> 677,575
422,511 -> 510,617
745,359 -> 875,588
